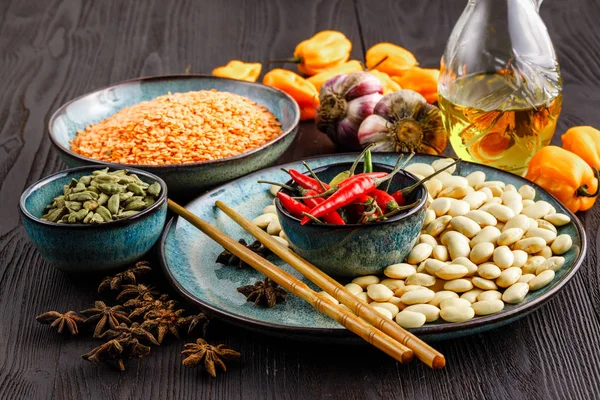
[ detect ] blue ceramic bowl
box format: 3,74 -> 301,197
20,166 -> 168,272
275,162 -> 427,277
48,75 -> 300,196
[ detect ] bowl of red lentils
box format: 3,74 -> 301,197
48,75 -> 300,196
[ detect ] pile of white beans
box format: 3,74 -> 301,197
252,160 -> 574,329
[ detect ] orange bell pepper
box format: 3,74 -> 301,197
525,146 -> 600,212
391,67 -> 440,103
562,126 -> 600,170
368,70 -> 401,95
212,60 -> 262,82
271,31 -> 352,76
263,69 -> 319,121
365,43 -> 417,77
307,60 -> 364,92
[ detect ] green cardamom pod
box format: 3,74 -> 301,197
65,201 -> 82,212
118,191 -> 134,201
74,208 -> 89,221
72,182 -> 87,193
54,197 -> 66,209
116,175 -> 137,184
68,191 -> 98,201
98,183 -> 126,195
68,178 -> 78,188
124,195 -> 143,205
92,168 -> 109,176
63,185 -> 71,196
147,182 -> 161,197
95,205 -> 113,221
83,200 -> 99,211
107,194 -> 120,215
87,186 -> 99,194
124,199 -> 147,211
92,174 -> 120,184
126,183 -> 146,196
61,214 -> 70,222
90,213 -> 104,223
108,169 -> 128,176
43,207 -> 66,222
67,213 -> 78,223
83,211 -> 94,223
79,175 -> 92,185
116,210 -> 140,219
144,196 -> 156,207
97,193 -> 109,206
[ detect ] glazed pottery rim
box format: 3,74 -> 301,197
275,161 -> 427,228
159,152 -> 587,338
20,165 -> 168,229
47,74 -> 301,170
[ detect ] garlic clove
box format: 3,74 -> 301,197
346,93 -> 383,126
345,72 -> 384,100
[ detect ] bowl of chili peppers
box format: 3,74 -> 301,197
268,151 -> 453,277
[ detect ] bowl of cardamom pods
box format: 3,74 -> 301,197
19,166 -> 167,272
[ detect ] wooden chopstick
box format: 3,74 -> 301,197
214,200 -> 446,369
168,199 -> 414,365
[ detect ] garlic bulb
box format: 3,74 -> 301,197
316,72 -> 383,149
357,89 -> 447,154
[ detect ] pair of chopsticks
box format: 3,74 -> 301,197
168,199 -> 445,369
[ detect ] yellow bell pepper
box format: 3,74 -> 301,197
525,146 -> 599,212
365,43 -> 417,76
391,67 -> 440,103
307,60 -> 364,92
212,60 -> 262,82
368,70 -> 401,95
562,126 -> 600,170
263,69 -> 319,121
271,31 -> 352,76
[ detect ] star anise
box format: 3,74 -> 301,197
98,261 -> 152,292
124,294 -> 177,320
36,310 -> 84,335
216,238 -> 271,268
181,338 -> 240,377
184,312 -> 210,337
83,323 -> 157,371
116,284 -> 158,302
237,277 -> 287,308
80,301 -> 132,338
140,307 -> 188,343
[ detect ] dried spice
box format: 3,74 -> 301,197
125,294 -> 177,320
83,323 -> 157,371
237,277 -> 287,308
140,307 -> 189,344
116,284 -> 158,302
81,301 -> 132,338
36,311 -> 84,335
181,338 -> 240,377
98,261 -> 152,292
186,313 -> 210,337
216,238 -> 271,268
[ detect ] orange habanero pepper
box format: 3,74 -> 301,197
307,60 -> 364,92
368,70 -> 401,95
263,69 -> 319,121
271,31 -> 352,76
562,126 -> 600,170
212,60 -> 262,82
365,43 -> 417,77
525,146 -> 600,212
391,67 -> 440,104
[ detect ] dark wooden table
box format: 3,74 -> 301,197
2,0 -> 600,398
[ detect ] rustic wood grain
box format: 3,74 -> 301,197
1,0 -> 599,399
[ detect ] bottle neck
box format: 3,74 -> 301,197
471,0 -> 541,11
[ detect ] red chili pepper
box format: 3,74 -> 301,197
392,159 -> 461,205
303,190 -> 346,225
338,172 -> 387,187
277,192 -> 310,218
371,189 -> 399,212
289,169 -> 330,194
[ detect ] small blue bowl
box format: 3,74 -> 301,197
20,166 -> 168,272
48,75 -> 300,197
275,162 -> 427,277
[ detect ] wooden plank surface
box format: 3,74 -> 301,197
1,0 -> 599,399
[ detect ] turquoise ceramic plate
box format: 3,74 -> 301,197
159,154 -> 586,341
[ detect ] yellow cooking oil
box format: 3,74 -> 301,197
438,73 -> 562,176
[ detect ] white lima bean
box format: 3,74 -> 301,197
482,203 -> 515,222
493,246 -> 514,269
424,178 -> 442,198
544,213 -> 571,227
419,234 -> 438,247
406,163 -> 435,177
395,285 -> 425,297
367,284 -> 394,302
447,237 -> 471,260
551,234 -> 573,255
263,204 -> 277,214
444,279 -> 474,293
355,292 -> 371,304
522,256 -> 546,275
440,306 -> 475,322
463,191 -> 488,210
472,276 -> 498,291
271,235 -> 289,248
470,226 -> 502,247
503,214 -> 532,232
431,198 -> 452,217
505,201 -> 523,215
269,184 -> 280,196
436,264 -> 469,280
501,191 -> 522,204
450,216 -> 482,238
536,219 -> 558,234
478,263 -> 501,280
497,228 -> 525,246
424,259 -> 446,275
460,289 -> 484,303
384,263 -> 416,279
266,218 -> 282,235
472,300 -> 504,316
403,304 -> 441,322
372,306 -> 393,319
395,310 -> 427,328
380,279 -> 405,292
407,243 -> 433,264
465,210 -> 497,227
405,273 -> 437,287
526,227 -> 557,244
400,288 -> 436,305
466,171 -> 486,188
252,213 -> 277,228
449,200 -> 471,217
352,275 -> 380,288
370,302 -> 400,316
529,270 -> 556,291
480,180 -> 506,189
496,267 -> 522,288
426,215 -> 452,237
424,209 -> 436,226
439,297 -> 472,309
514,237 -> 546,254
521,201 -> 551,219
522,199 -> 535,207
518,274 -> 536,284
428,291 -> 459,307
432,158 -> 458,173
477,290 -> 503,302
541,256 -> 565,272
478,187 -> 493,201
486,186 -> 504,197
536,246 -> 553,259
470,242 -> 495,264
518,184 -> 536,200
438,186 -> 471,199
450,257 -> 479,276
502,282 -> 529,304
432,245 -> 449,262
344,283 -> 363,295
440,175 -> 469,190
511,250 -> 528,268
